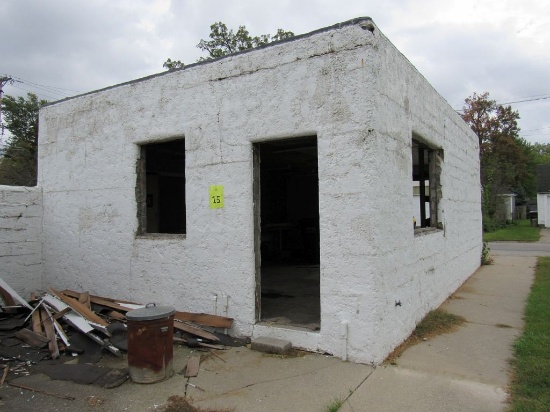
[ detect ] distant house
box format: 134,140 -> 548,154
497,193 -> 517,222
1,18 -> 481,364
536,164 -> 550,226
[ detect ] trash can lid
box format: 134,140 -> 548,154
126,303 -> 175,321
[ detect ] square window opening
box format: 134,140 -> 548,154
137,138 -> 186,235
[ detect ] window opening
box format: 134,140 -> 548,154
138,139 -> 186,234
412,137 -> 442,230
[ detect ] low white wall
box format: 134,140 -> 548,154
0,186 -> 43,299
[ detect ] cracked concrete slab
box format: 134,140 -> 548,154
187,347 -> 373,411
341,367 -> 508,412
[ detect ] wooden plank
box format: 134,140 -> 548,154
8,382 -> 76,401
49,288 -> 108,327
40,308 -> 59,359
0,363 -> 9,385
199,342 -> 226,351
173,321 -> 220,342
0,286 -> 16,306
107,310 -> 126,321
61,290 -> 140,312
31,296 -> 44,335
61,290 -> 232,329
78,291 -> 91,310
62,289 -> 139,305
52,317 -> 70,348
52,307 -> 71,320
185,355 -> 201,377
43,294 -> 94,334
0,276 -> 32,309
174,311 -> 233,329
14,328 -> 50,349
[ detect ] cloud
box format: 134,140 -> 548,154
2,0 -> 548,141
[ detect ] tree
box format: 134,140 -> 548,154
0,93 -> 47,186
461,92 -> 535,229
163,22 -> 294,69
530,142 -> 550,165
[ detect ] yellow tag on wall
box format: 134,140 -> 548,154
209,185 -> 224,209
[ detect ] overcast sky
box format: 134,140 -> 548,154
2,0 -> 549,143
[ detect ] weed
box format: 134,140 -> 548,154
158,396 -> 234,412
85,396 -> 104,407
324,397 -> 344,412
481,242 -> 493,265
264,348 -> 307,359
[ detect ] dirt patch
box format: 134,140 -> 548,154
157,395 -> 234,412
263,348 -> 308,359
385,309 -> 465,365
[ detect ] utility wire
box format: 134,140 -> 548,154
0,74 -> 80,100
454,93 -> 550,111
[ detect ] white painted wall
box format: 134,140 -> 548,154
537,193 -> 550,227
0,186 -> 43,297
38,18 -> 481,364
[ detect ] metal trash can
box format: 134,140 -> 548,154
126,303 -> 175,383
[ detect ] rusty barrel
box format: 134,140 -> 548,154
126,303 -> 175,383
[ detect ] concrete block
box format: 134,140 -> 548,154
251,337 -> 292,355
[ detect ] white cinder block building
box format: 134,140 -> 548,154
30,18 -> 483,364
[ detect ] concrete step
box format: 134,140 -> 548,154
251,337 -> 292,355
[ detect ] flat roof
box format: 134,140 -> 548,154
46,17 -> 374,107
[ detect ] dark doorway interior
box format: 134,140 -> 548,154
256,136 -> 320,330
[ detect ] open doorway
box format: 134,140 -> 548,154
254,136 -> 320,331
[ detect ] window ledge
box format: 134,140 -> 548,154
135,233 -> 186,240
414,227 -> 442,237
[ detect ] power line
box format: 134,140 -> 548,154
499,96 -> 550,105
454,93 -> 550,111
0,74 -> 80,100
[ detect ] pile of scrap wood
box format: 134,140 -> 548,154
0,277 -> 236,361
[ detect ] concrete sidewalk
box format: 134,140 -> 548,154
172,254 -> 536,411
0,254 -> 536,411
341,255 -> 535,412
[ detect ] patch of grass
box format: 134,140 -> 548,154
483,219 -> 540,242
385,309 -> 465,364
159,396 -> 234,412
323,397 -> 344,412
509,257 -> 550,411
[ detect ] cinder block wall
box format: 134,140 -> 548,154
0,186 -> 43,297
38,19 -> 481,364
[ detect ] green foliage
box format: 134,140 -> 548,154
164,22 -> 294,69
0,92 -> 47,186
482,219 -> 540,242
481,242 -> 493,265
531,142 -> 550,165
324,398 -> 344,412
162,58 -> 185,70
509,257 -> 550,411
461,92 -> 535,227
